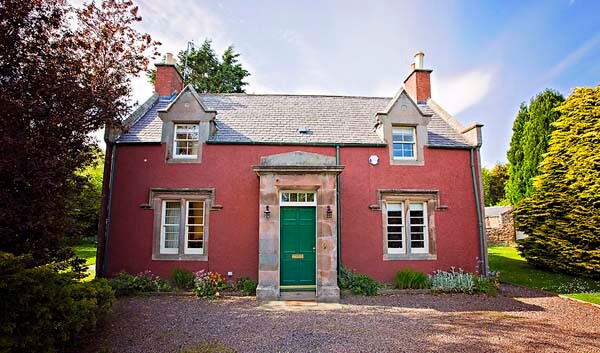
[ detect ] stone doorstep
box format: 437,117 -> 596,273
280,291 -> 317,301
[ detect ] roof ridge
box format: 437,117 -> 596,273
199,92 -> 393,99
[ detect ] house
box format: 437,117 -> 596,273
97,52 -> 486,302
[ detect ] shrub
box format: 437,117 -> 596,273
235,277 -> 257,296
430,268 -> 475,293
109,270 -> 171,296
429,267 -> 498,295
193,270 -> 227,298
394,268 -> 430,289
171,268 -> 195,290
339,267 -> 379,296
0,252 -> 115,353
474,276 -> 499,296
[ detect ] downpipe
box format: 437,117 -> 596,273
470,147 -> 487,275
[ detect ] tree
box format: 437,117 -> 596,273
516,86 -> 600,278
66,149 -> 104,242
505,90 -> 564,205
148,39 -> 250,93
0,0 -> 158,264
505,103 -> 529,204
482,163 -> 509,206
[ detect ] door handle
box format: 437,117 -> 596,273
312,246 -> 316,252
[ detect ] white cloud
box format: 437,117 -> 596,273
433,67 -> 498,115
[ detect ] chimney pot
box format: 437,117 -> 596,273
165,52 -> 176,65
414,51 -> 424,70
404,52 -> 432,103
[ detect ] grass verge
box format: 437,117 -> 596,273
488,246 -> 600,305
73,240 -> 97,281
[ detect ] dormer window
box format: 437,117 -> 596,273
392,126 -> 416,160
173,124 -> 199,159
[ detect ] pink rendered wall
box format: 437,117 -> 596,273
106,143 -> 481,283
338,147 -> 481,281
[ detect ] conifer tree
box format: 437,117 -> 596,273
516,86 -> 600,278
506,103 -> 529,204
148,40 -> 250,93
506,90 -> 564,204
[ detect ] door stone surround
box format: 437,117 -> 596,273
252,151 -> 343,303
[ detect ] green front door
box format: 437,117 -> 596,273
280,207 -> 316,290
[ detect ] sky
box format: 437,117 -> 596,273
109,0 -> 599,167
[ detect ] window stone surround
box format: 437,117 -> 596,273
373,189 -> 445,261
158,86 -> 216,163
375,89 -> 431,166
145,187 -> 221,261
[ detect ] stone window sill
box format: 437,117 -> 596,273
166,157 -> 201,164
383,253 -> 437,261
152,254 -> 208,261
389,159 -> 425,166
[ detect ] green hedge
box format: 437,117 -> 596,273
0,252 -> 114,353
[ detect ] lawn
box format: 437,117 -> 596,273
73,240 -> 97,281
488,246 -> 600,305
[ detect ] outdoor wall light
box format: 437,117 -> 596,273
264,205 -> 271,219
326,205 -> 333,218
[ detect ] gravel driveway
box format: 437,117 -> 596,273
83,285 -> 600,353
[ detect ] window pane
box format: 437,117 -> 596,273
408,202 -> 428,253
164,225 -> 179,234
290,193 -> 297,202
388,217 -> 403,224
188,241 -> 203,248
410,232 -> 425,240
388,233 -> 402,241
282,193 -> 290,202
387,226 -> 404,233
189,143 -> 199,156
164,240 -> 178,248
388,241 -> 403,248
411,241 -> 425,248
410,203 -> 423,211
387,203 -> 402,211
188,232 -> 204,241
165,201 -> 181,209
298,193 -> 306,202
306,193 -> 314,202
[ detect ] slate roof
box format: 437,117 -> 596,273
118,93 -> 472,148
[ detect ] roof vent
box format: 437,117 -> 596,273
298,127 -> 312,135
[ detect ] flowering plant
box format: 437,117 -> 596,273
193,270 -> 227,297
109,270 -> 171,296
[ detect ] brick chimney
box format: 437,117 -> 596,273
404,52 -> 432,103
154,53 -> 183,97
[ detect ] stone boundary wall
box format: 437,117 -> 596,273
486,210 -> 516,245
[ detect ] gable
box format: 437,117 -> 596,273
158,85 -> 216,123
376,89 -> 431,127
